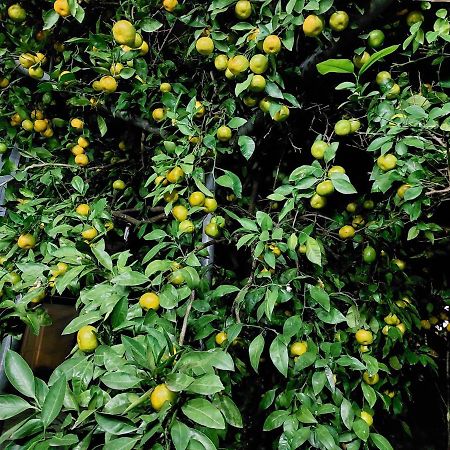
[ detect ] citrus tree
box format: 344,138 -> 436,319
0,0 -> 449,448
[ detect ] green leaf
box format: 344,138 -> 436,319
249,333 -> 265,373
340,398 -> 354,430
292,427 -> 311,448
5,351 -> 35,399
353,418 -> 370,441
263,410 -> 290,431
238,135 -> 256,160
62,311 -> 101,335
370,433 -> 394,450
362,383 -> 377,408
213,395 -> 243,428
315,424 -> 337,450
92,240 -> 113,271
166,373 -> 195,392
139,18 -> 163,32
42,375 -> 66,427
188,374 -> 224,395
0,395 -> 32,420
171,420 -> 190,450
216,170 -> 242,197
312,371 -> 327,395
71,176 -> 85,194
97,115 -> 107,137
102,373 -> 141,390
227,117 -> 247,128
309,285 -> 330,311
111,271 -> 149,286
269,335 -> 288,377
359,45 -> 399,75
42,10 -> 59,30
235,74 -> 253,97
306,237 -> 321,266
182,398 -> 225,429
316,59 -> 354,75
95,413 -> 136,435
102,437 -> 140,450
297,405 -> 317,424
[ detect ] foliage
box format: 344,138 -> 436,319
0,0 -> 449,449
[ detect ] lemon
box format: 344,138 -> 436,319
150,384 -> 176,410
196,37 -> 214,56
215,331 -> 228,345
179,220 -> 195,234
194,100 -> 205,118
361,411 -> 373,427
29,67 -> 44,79
311,140 -> 328,159
243,96 -> 258,107
263,35 -> 281,54
228,55 -> 249,75
164,190 -> 179,203
205,222 -> 220,238
21,119 -> 33,131
139,292 -> 160,311
235,0 -> 252,20
152,108 -> 166,122
249,74 -> 266,92
217,125 -> 232,142
160,82 -> 172,92
76,204 -> 90,216
259,97 -> 271,113
316,180 -> 334,196
112,20 -> 136,46
189,191 -> 206,206
406,11 -> 424,26
19,53 -> 36,68
82,227 -> 98,240
377,154 -> 397,171
338,225 -> 355,239
75,154 -> 89,166
113,180 -> 126,190
328,165 -> 345,176
77,325 -> 98,352
397,183 -> 410,198
334,119 -> 351,136
289,341 -> 308,357
303,15 -> 324,37
214,54 -> 229,71
386,83 -> 400,99
273,105 -> 289,122
329,11 -> 349,31
355,329 -> 373,345
204,198 -> 218,212
71,145 -> 85,156
99,75 -> 118,93
54,0 -> 70,17
8,4 -> 26,22
17,234 -> 36,249
363,371 -> 379,385
368,29 -> 385,49
166,166 -> 184,183
172,205 -> 188,222
353,51 -> 370,69
310,193 -> 327,209
376,71 -> 391,85
249,54 -> 268,74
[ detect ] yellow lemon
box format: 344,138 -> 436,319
263,35 -> 281,54
139,292 -> 160,311
112,20 -> 136,46
303,14 -> 324,37
150,384 -> 176,410
196,37 -> 214,56
77,325 -> 98,352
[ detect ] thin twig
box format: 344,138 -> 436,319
179,290 -> 195,346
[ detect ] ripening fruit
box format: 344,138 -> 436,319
166,166 -> 184,184
150,384 -> 176,410
77,325 -> 98,352
273,105 -> 290,122
196,37 -> 214,56
393,258 -> 406,270
172,205 -> 188,222
163,0 -> 178,12
152,108 -> 166,122
22,120 -> 33,131
164,190 -> 179,203
355,329 -> 373,345
249,54 -> 268,74
77,136 -> 89,148
82,227 -> 98,240
52,262 -> 69,277
289,341 -> 308,357
376,71 -> 391,85
160,82 -> 172,93
54,0 -> 70,17
263,35 -> 282,54
189,191 -> 206,207
112,20 -> 136,46
249,74 -> 266,92
349,119 -> 361,133
397,183 -> 411,198
29,67 -> 44,80
316,180 -> 334,197
214,54 -> 229,71
70,118 -> 84,130
338,225 -> 355,239
34,119 -> 48,132
386,83 -> 401,99
179,220 -> 195,234
360,345 -> 370,353
235,0 -> 251,19
99,76 -> 118,93
334,119 -> 351,136
8,4 -> 26,22
19,53 -> 36,68
360,411 -> 373,427
328,165 -> 345,176
310,193 -> 327,209
217,125 -> 232,142
170,270 -> 185,285
363,246 -> 377,263
17,234 -> 36,249
329,11 -> 349,31
228,55 -> 249,75
311,140 -> 329,159
368,29 -> 385,48
406,10 -> 424,26
75,154 -> 89,166
363,199 -> 374,210
215,331 -> 228,345
205,222 -> 220,238
384,313 -> 400,325
352,215 -> 365,229
259,97 -> 271,113
113,179 -> 126,190
363,371 -> 380,385
194,101 -> 205,118
0,143 -> 7,154
353,51 -> 370,69
303,14 -> 324,37
139,292 -> 160,311
377,154 -> 397,171
420,319 -> 431,330
396,323 -> 406,334
76,204 -> 90,216
204,197 -> 218,212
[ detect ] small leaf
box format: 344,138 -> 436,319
182,398 -> 225,429
269,335 -> 288,377
248,334 -> 265,373
238,135 -> 256,160
317,59 -> 354,75
370,433 -> 394,450
353,418 -> 370,441
5,351 -> 35,399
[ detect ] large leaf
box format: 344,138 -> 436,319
316,59 -> 354,75
187,374 -> 224,395
42,375 -> 66,427
359,45 -> 399,75
248,333 -> 265,373
269,335 -> 288,377
181,398 -> 225,429
5,351 -> 35,399
0,395 -> 33,420
370,433 -> 394,450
